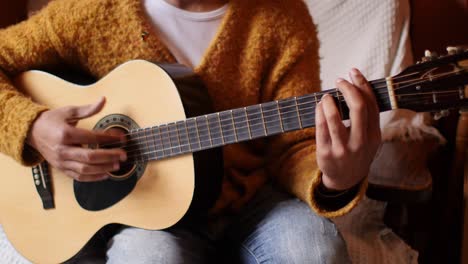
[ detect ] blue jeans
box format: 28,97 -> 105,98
105,184 -> 350,264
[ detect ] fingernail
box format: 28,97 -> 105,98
321,93 -> 330,100
351,68 -> 360,76
336,78 -> 345,83
120,153 -> 127,162
114,163 -> 120,171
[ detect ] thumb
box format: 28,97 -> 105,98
66,97 -> 106,121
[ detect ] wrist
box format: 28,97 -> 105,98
26,110 -> 46,149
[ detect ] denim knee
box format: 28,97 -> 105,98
107,226 -> 212,264
236,198 -> 350,264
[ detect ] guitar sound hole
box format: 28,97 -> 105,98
101,126 -> 136,180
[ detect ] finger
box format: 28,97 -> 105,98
63,170 -> 109,182
320,93 -> 347,147
65,97 -> 106,121
60,146 -> 127,164
349,69 -> 381,144
62,160 -> 120,175
63,127 -> 126,146
336,78 -> 367,147
315,101 -> 331,150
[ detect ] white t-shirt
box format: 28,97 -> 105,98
143,0 -> 228,68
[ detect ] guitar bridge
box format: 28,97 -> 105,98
31,162 -> 55,209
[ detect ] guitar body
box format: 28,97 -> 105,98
0,61 -> 222,264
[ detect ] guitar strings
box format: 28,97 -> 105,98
372,68 -> 465,89
120,115 -> 323,164
119,91 -> 464,160
97,69 -> 467,150
103,87 -> 464,153
121,92 -> 465,163
100,95 -> 462,157
101,87 -> 463,153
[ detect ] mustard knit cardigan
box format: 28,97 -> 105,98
0,0 -> 367,218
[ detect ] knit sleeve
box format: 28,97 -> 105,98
0,2 -> 77,166
263,3 -> 367,218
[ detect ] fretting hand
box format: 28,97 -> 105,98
315,68 -> 381,191
27,97 -> 127,182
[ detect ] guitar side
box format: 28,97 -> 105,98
0,61 -> 196,264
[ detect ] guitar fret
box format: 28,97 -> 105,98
152,126 -> 164,159
246,105 -> 266,138
294,97 -> 303,129
217,113 -> 225,145
139,129 -> 147,162
168,123 -> 181,154
167,124 -> 174,155
205,115 -> 213,146
261,101 -> 283,136
335,89 -> 345,119
147,127 -> 157,159
207,113 -> 223,147
140,129 -> 148,162
244,107 -> 252,139
159,125 -> 171,156
276,101 -> 284,132
196,116 -> 211,149
259,105 -> 267,136
176,121 -> 190,153
194,117 -> 202,148
176,124 -> 182,151
278,98 -> 301,132
186,118 -> 201,151
297,95 -> 315,128
157,126 -> 163,156
232,108 -> 250,141
140,128 -> 148,160
144,127 -> 155,160
219,111 -> 236,144
230,110 -> 238,142
131,129 -> 142,162
182,121 -> 192,152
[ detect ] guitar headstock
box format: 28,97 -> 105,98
391,46 -> 468,114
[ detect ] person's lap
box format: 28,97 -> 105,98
103,184 -> 350,264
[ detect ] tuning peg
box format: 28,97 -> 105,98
447,46 -> 464,55
422,50 -> 439,62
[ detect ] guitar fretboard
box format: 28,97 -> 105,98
125,79 -> 391,163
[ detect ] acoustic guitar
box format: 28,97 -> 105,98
1,48 -> 467,263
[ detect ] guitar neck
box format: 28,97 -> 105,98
124,78 -> 391,163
